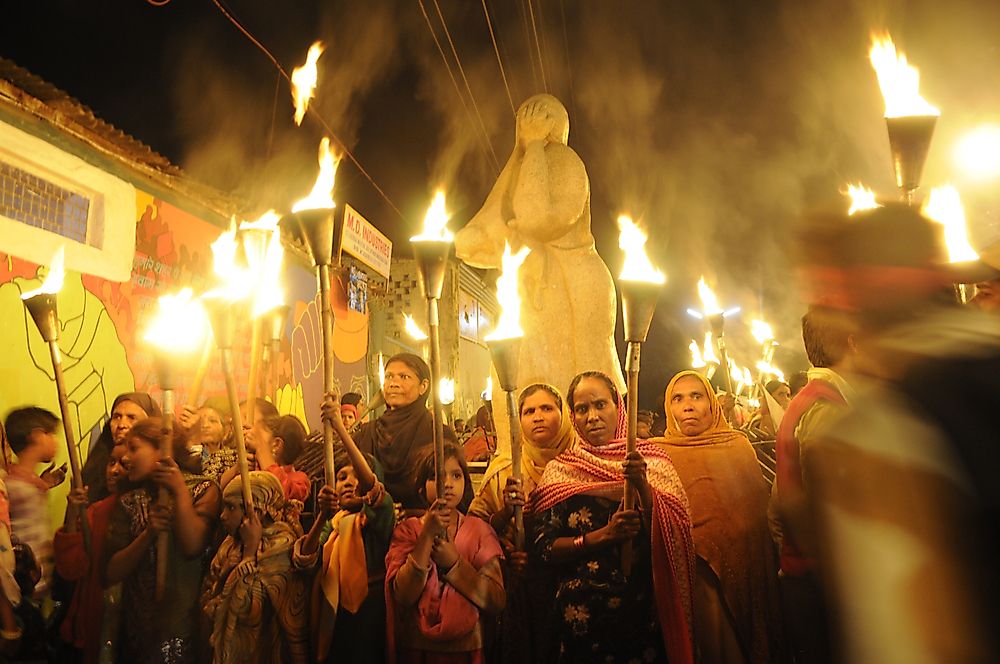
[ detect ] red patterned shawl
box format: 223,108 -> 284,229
530,393 -> 695,664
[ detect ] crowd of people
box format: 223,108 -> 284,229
1,203 -> 999,663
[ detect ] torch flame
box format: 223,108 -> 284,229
728,358 -> 744,384
205,221 -> 252,302
290,41 -> 324,126
756,360 -> 786,383
845,183 -> 882,216
482,375 -> 493,401
143,288 -> 209,354
697,277 -> 723,316
617,215 -> 666,284
378,353 -> 386,389
750,319 -> 775,345
702,332 -> 720,365
869,33 -> 940,118
292,137 -> 340,212
410,190 -> 454,242
689,339 -> 706,369
403,313 -> 428,341
252,227 -> 286,318
21,246 -> 66,300
238,210 -> 285,317
922,185 -> 980,263
485,242 -> 531,341
438,377 -> 456,405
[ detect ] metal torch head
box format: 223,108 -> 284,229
236,227 -> 272,270
201,297 -> 236,350
886,115 -> 938,199
153,349 -> 178,392
267,304 -> 291,346
23,293 -> 60,342
487,336 -> 522,393
281,208 -> 341,267
707,312 -> 726,337
411,240 -> 451,300
620,280 -> 662,343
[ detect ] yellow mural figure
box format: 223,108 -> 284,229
0,269 -> 134,531
273,382 -> 310,431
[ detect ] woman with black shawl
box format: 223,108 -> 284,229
352,353 -> 454,509
81,392 -> 161,503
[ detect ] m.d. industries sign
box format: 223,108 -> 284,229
342,204 -> 392,279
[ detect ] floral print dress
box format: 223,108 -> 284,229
535,494 -> 666,663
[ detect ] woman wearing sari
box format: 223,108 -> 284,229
656,371 -> 781,664
201,471 -> 308,664
353,353 -> 454,509
469,383 -> 577,663
531,371 -> 695,664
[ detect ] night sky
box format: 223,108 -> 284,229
4,0 -> 1000,410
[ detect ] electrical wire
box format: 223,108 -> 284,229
481,0 -> 516,116
558,0 -> 577,119
526,0 -> 548,92
518,0 -> 540,91
416,0 -> 500,172
209,0 -> 405,222
430,0 -> 501,169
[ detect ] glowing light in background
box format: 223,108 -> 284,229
954,125 -> 1000,180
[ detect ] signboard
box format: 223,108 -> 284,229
342,204 -> 392,279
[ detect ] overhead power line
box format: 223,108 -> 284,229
481,0 -> 517,116
526,0 -> 548,92
417,0 -> 501,173
209,0 -> 405,222
430,0 -> 501,170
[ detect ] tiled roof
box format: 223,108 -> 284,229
0,57 -> 239,220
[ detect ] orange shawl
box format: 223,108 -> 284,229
655,371 -> 781,664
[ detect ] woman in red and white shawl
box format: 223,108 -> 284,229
530,370 -> 695,664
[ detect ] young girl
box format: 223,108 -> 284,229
54,441 -> 127,663
105,418 -> 219,663
386,444 -> 505,663
247,414 -> 310,503
193,402 -> 238,482
294,392 -> 395,664
200,471 -> 308,664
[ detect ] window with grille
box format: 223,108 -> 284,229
0,161 -> 91,243
0,119 -> 136,282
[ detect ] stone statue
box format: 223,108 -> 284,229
456,94 -> 626,425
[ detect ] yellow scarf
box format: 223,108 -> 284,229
477,384 -> 577,514
319,509 -> 369,614
657,370 -> 744,447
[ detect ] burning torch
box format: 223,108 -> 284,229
200,225 -> 255,513
281,137 -> 343,485
143,288 -> 208,601
262,304 -> 290,401
20,247 -> 90,552
617,215 -> 666,575
410,191 -> 453,498
869,33 -> 940,205
687,277 -> 740,395
922,185 -> 980,304
237,211 -> 285,426
484,242 -> 531,550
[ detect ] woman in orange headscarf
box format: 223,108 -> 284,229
469,383 -> 578,664
655,370 -> 781,664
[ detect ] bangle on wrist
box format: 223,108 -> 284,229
572,534 -> 585,551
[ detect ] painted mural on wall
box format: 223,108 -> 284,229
1,190 -> 369,529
